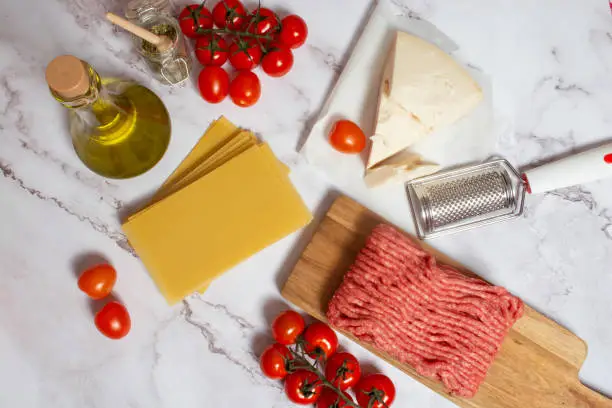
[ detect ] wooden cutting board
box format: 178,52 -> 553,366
281,195 -> 611,408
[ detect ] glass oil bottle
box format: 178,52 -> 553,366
45,55 -> 171,179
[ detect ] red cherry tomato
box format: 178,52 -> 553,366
198,66 -> 229,103
229,71 -> 261,107
94,301 -> 131,340
260,343 -> 292,379
354,374 -> 396,408
261,43 -> 294,77
285,369 -> 323,405
272,310 -> 305,345
329,120 -> 367,154
228,39 -> 262,70
325,352 -> 362,390
279,15 -> 308,49
195,34 -> 228,66
316,389 -> 354,408
212,0 -> 246,29
246,7 -> 280,35
178,4 -> 213,38
78,263 -> 117,299
303,322 -> 338,359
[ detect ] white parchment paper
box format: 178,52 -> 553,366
302,0 -> 496,189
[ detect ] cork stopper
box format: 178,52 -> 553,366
45,55 -> 90,99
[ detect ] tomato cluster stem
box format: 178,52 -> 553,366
286,344 -> 360,408
198,27 -> 272,41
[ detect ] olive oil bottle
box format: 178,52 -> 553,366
45,55 -> 171,178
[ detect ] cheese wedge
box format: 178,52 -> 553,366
364,150 -> 439,188
367,31 -> 483,169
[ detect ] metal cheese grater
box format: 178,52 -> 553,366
406,142 -> 612,239
407,159 -> 525,239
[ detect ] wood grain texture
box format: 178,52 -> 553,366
281,195 -> 611,408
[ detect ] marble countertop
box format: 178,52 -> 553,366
2,0 -> 612,406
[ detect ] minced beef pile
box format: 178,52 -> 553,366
327,224 -> 524,398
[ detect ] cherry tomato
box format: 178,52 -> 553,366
212,0 -> 246,29
354,374 -> 396,408
228,39 -> 262,70
229,71 -> 261,107
316,389 -> 354,408
303,322 -> 338,359
94,301 -> 131,340
178,4 -> 213,38
261,43 -> 294,77
272,310 -> 305,345
246,7 -> 280,35
195,34 -> 228,66
78,263 -> 117,299
279,15 -> 308,49
325,352 -> 362,390
285,369 -> 322,405
329,120 -> 367,154
260,343 -> 292,379
198,66 -> 229,103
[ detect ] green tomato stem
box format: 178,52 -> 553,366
286,342 -> 360,408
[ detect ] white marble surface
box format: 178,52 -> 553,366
1,0 -> 612,407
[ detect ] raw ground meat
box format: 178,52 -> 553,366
326,224 -> 524,398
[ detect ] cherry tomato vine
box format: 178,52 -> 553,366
261,310 -> 395,408
180,1 -> 307,106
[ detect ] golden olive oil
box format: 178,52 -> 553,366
46,56 -> 171,179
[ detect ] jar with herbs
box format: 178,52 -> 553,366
126,1 -> 192,85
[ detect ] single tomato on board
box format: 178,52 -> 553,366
272,310 -> 305,345
329,120 -> 367,154
303,322 -> 338,359
354,374 -> 396,408
198,66 -> 229,103
78,263 -> 117,299
285,369 -> 322,404
212,0 -> 246,29
229,71 -> 261,107
260,343 -> 293,379
325,352 -> 362,390
95,301 -> 131,340
178,4 -> 213,38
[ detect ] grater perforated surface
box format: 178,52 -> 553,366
406,159 -> 526,238
427,170 -> 512,229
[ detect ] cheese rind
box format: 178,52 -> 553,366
367,31 -> 483,169
365,150 -> 439,188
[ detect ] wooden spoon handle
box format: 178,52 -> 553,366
105,12 -> 169,49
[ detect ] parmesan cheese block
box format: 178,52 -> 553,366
364,150 -> 440,188
367,31 -> 483,169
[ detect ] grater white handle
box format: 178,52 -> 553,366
522,142 -> 612,194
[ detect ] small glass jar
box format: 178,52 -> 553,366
125,0 -> 172,22
126,2 -> 192,86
